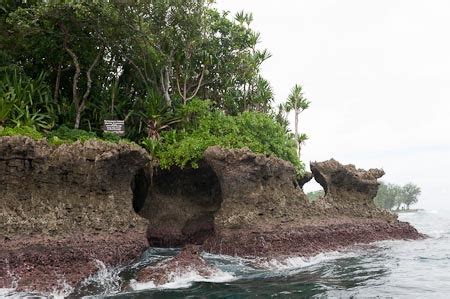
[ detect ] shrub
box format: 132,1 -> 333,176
0,126 -> 43,140
101,132 -> 123,143
0,68 -> 56,131
47,125 -> 97,144
153,103 -> 304,173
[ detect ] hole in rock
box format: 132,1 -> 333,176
303,179 -> 325,202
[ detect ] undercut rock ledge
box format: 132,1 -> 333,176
0,136 -> 150,292
138,146 -> 424,257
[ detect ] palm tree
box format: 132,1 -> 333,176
285,84 -> 310,157
296,133 -> 309,159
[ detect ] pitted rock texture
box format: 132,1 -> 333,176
0,136 -> 151,293
297,171 -> 313,188
310,159 -> 384,201
138,146 -> 322,246
135,245 -> 213,286
0,229 -> 148,293
310,159 -> 394,219
0,136 -> 150,236
139,146 -> 420,251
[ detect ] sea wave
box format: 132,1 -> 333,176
129,268 -> 236,290
259,250 -> 358,273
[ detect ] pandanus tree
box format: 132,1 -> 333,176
285,84 -> 310,158
274,103 -> 289,131
139,91 -> 179,140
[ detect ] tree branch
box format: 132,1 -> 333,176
61,24 -> 80,110
82,48 -> 103,108
187,66 -> 206,101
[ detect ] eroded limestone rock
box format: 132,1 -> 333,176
310,158 -> 384,201
135,245 -> 213,286
138,146 -> 418,252
0,136 -> 150,236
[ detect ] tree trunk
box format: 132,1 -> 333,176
75,110 -> 81,129
53,61 -> 62,104
294,110 -> 299,156
161,68 -> 172,107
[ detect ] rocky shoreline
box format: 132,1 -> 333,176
0,228 -> 147,293
0,137 -> 424,293
0,136 -> 149,292
201,218 -> 423,258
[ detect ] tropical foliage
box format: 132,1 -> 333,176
374,182 -> 421,210
0,0 -> 310,172
306,190 -> 325,202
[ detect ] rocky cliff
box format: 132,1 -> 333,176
0,138 -> 423,292
0,136 -> 150,292
137,146 -> 422,256
0,136 -> 149,236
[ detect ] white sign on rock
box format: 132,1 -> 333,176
103,120 -> 125,136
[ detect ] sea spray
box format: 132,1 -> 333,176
130,267 -> 236,290
74,259 -> 123,297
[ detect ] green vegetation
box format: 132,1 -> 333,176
374,182 -> 421,211
306,190 -> 325,202
0,124 -> 131,145
0,125 -> 44,140
1,0 -> 310,172
46,126 -> 97,144
149,100 -> 302,171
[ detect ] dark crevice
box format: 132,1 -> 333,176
131,167 -> 150,214
141,161 -> 223,247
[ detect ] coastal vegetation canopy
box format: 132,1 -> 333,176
0,0 -> 309,173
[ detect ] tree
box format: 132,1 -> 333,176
8,1 -> 125,128
402,183 -> 421,209
296,133 -> 309,159
373,182 -> 421,210
139,90 -> 179,140
1,0 -> 308,174
274,103 -> 289,131
285,84 -> 310,158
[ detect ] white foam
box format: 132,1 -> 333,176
0,262 -> 20,298
79,259 -> 122,295
261,250 -> 356,272
49,278 -> 74,299
0,288 -> 17,297
130,268 -> 235,290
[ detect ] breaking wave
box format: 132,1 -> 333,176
129,268 -> 235,290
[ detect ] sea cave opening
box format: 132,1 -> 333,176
131,162 -> 223,246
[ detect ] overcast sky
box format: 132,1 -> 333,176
216,0 -> 450,210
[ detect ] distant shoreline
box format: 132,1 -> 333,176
394,209 -> 425,213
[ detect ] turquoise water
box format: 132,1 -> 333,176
3,210 -> 450,298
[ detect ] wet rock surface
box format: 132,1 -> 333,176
0,139 -> 424,293
202,219 -> 424,257
135,245 -> 213,286
140,146 -> 422,256
0,229 -> 147,293
0,136 -> 150,292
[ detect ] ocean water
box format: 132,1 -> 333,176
2,209 -> 450,298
